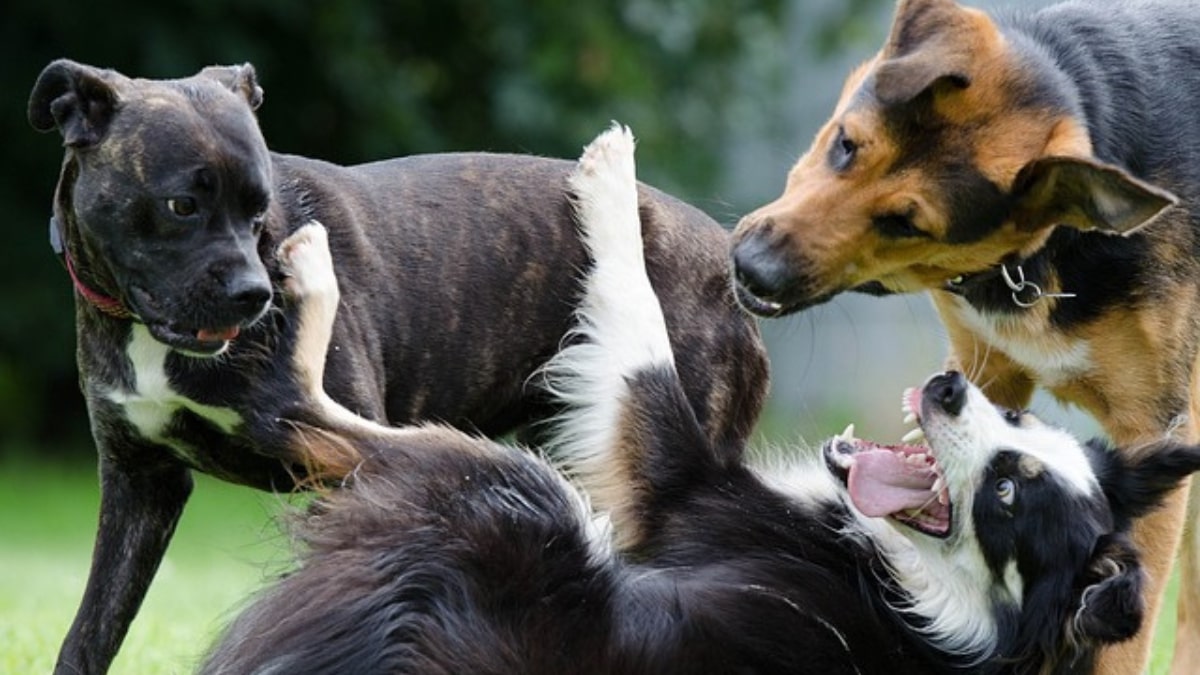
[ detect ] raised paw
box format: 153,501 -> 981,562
568,123 -> 643,263
278,222 -> 339,395
278,221 -> 339,312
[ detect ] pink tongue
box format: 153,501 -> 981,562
847,449 -> 938,517
197,326 -> 240,342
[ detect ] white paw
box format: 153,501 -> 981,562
569,123 -> 642,263
278,221 -> 339,311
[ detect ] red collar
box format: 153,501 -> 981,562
51,217 -> 134,320
64,253 -> 134,319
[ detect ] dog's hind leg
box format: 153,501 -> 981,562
544,125 -> 715,551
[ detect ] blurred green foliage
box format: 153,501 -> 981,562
3,0 -> 879,454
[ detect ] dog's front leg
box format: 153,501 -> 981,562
55,453 -> 192,675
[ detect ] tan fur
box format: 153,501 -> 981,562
737,0 -> 1198,670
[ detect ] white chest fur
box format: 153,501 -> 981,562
105,325 -> 243,445
946,297 -> 1092,387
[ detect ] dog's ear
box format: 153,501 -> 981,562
198,63 -> 264,111
28,59 -> 124,148
1067,534 -> 1144,646
1010,156 -> 1178,235
874,0 -> 973,105
1095,438 -> 1200,524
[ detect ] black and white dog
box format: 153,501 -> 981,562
200,127 -> 1200,674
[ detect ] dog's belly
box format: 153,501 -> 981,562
104,325 -> 242,463
950,301 -> 1092,387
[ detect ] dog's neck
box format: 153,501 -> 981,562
50,214 -> 134,320
943,253 -> 1073,312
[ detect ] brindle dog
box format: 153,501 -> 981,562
28,60 -> 767,674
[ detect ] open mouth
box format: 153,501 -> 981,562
733,281 -> 787,316
732,280 -> 838,318
825,387 -> 953,538
145,321 -> 243,356
127,285 -> 253,356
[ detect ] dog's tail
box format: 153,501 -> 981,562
542,124 -> 716,551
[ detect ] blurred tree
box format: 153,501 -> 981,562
2,0 -> 882,455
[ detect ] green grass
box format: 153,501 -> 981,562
0,455 -> 1182,673
0,457 -> 296,674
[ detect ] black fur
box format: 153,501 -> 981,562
973,1 -> 1200,323
29,60 -> 768,675
201,360 -> 1200,674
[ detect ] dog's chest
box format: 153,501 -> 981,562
947,300 -> 1093,386
105,325 -> 242,459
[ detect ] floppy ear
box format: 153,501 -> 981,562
198,63 -> 264,111
1098,440 -> 1200,524
1011,156 -> 1178,235
873,0 -> 973,105
1069,534 -> 1144,645
28,59 -> 124,148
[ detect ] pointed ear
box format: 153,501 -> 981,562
1099,440 -> 1200,523
28,59 -> 124,148
873,0 -> 973,105
198,63 -> 264,110
1011,156 -> 1178,235
1069,534 -> 1144,645
873,52 -> 970,106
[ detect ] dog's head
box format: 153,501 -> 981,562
731,0 -> 1177,316
29,60 -> 274,356
825,370 -> 1200,663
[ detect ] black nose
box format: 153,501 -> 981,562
225,272 -> 272,318
732,226 -> 791,299
926,371 -> 967,417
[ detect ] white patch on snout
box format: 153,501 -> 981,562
948,298 -> 1092,387
926,383 -> 1098,501
106,325 -> 242,457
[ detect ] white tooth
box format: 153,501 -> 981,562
902,427 -> 925,444
932,475 -> 946,493
903,412 -> 917,425
840,423 -> 856,441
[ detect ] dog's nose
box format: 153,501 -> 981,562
926,371 -> 967,417
732,226 -> 791,299
226,272 -> 272,317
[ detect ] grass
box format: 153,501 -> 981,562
0,456 -> 296,674
0,453 -> 1183,674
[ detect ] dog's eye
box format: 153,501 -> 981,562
872,212 -> 925,239
829,125 -> 857,172
995,477 -> 1016,506
250,209 -> 268,236
167,197 -> 198,218
1002,408 -> 1023,426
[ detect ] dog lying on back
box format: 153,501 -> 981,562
729,0 -> 1200,670
28,61 -> 766,674
199,127 -> 1200,675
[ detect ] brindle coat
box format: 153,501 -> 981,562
28,60 -> 768,675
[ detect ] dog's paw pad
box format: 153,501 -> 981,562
569,123 -> 643,261
278,221 -> 337,303
573,123 -> 636,184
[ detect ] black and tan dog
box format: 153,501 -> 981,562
27,60 -> 767,674
730,0 -> 1200,671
